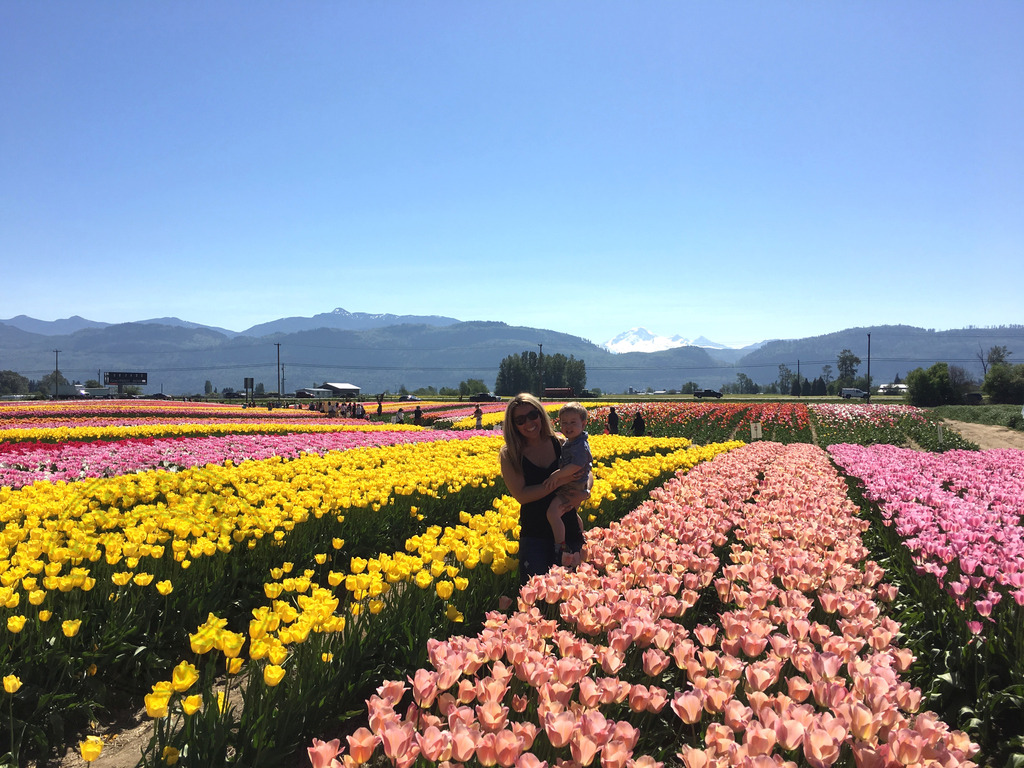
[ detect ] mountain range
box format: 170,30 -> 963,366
601,327 -> 766,357
1,310 -> 1020,396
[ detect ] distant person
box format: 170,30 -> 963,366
414,405 -> 423,426
631,411 -> 645,437
474,404 -> 484,429
607,406 -> 619,435
392,407 -> 405,424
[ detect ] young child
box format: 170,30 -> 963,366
542,402 -> 592,568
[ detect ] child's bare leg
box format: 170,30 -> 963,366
546,496 -> 568,551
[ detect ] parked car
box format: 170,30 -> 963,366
693,389 -> 722,399
840,388 -> 869,399
398,395 -> 421,402
469,392 -> 500,402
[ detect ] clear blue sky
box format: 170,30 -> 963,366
3,2 -> 1022,348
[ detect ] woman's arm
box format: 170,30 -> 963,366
500,451 -> 581,505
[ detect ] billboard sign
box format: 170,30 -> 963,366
104,371 -> 148,385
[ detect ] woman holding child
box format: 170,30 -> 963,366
499,393 -> 591,586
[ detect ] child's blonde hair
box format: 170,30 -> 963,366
559,401 -> 588,422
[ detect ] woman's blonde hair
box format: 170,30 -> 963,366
500,392 -> 556,470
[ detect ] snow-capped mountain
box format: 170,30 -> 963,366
602,328 -> 691,354
601,327 -> 750,354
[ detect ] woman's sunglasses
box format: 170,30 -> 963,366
513,410 -> 541,426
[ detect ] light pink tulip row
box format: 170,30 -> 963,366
808,404 -> 925,427
828,443 -> 1024,626
0,429 -> 492,490
307,442 -> 976,768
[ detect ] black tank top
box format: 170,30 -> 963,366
519,437 -> 561,539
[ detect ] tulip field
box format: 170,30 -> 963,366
0,399 -> 1019,767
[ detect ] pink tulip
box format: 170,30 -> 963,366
803,727 -> 841,768
723,699 -> 752,732
605,721 -> 637,751
642,648 -> 671,676
570,732 -> 601,766
493,729 -> 524,767
544,710 -> 577,748
458,678 -> 477,704
578,675 -> 602,707
376,681 -> 407,707
774,718 -> 805,752
476,732 -> 499,767
889,728 -> 926,766
346,728 -> 378,765
515,753 -> 548,768
511,721 -> 538,751
787,676 -> 812,703
380,723 -> 415,763
415,726 -> 451,762
411,669 -> 439,708
678,746 -> 710,768
308,738 -> 342,768
476,700 -> 509,733
450,724 -> 479,762
743,724 -> 777,756
600,739 -> 632,768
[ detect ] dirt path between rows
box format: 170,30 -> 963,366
943,419 -> 1024,451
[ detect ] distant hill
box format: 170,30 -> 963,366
240,307 -> 462,336
1,313 -> 1020,396
0,314 -> 110,335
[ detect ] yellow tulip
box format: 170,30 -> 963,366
62,619 -> 82,637
145,690 -> 171,718
79,735 -> 104,762
263,664 -> 286,687
226,657 -> 243,675
171,661 -> 199,692
435,580 -> 454,600
182,694 -> 203,715
3,674 -> 22,694
217,631 -> 245,658
6,615 -> 26,634
264,582 -> 284,599
163,746 -> 180,765
156,580 -> 173,595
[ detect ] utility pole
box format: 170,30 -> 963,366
53,349 -> 61,398
537,343 -> 543,397
866,333 -> 871,403
275,343 -> 281,397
